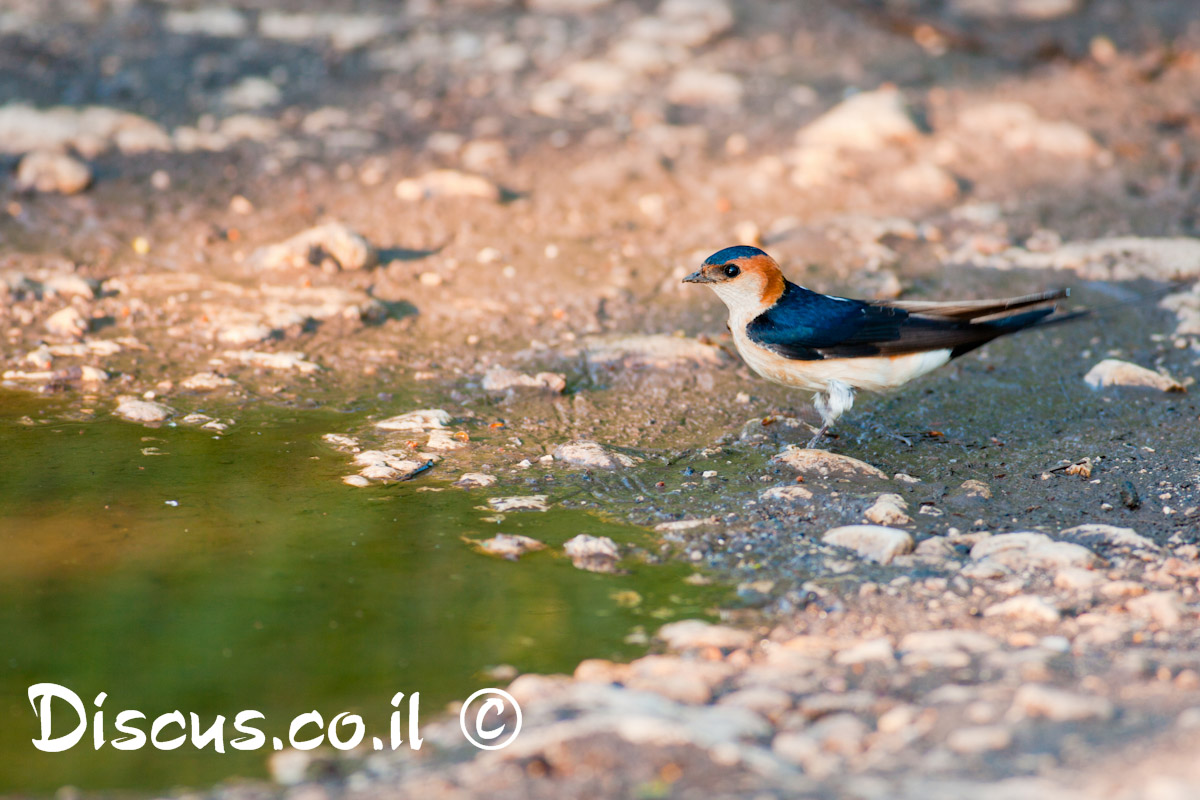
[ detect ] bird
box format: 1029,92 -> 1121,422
684,245 -> 1081,448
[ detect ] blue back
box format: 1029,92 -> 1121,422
746,282 -> 909,360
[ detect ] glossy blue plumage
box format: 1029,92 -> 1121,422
703,245 -> 768,266
747,281 -> 1058,361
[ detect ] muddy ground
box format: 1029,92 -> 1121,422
4,0 -> 1200,797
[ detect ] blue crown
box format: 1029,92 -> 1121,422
703,246 -> 767,266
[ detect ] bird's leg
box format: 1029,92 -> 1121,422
807,380 -> 855,449
806,422 -> 831,449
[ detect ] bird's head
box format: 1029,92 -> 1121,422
684,246 -> 785,314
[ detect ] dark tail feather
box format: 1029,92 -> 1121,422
950,306 -> 1088,359
949,278 -> 1196,358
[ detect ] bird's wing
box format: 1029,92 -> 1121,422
744,287 -> 907,360
746,283 -> 1067,360
880,289 -> 1068,321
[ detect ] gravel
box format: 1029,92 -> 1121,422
5,0 -> 1200,796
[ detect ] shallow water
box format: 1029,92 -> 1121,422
0,393 -> 721,793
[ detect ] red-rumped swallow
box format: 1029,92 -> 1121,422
685,245 -> 1080,447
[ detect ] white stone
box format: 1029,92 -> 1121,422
222,76 -> 282,109
970,532 -> 1099,570
759,485 -> 814,503
958,479 -> 993,499
1099,580 -> 1146,600
1084,359 -> 1183,392
1127,592 -> 1185,629
823,525 -> 914,564
2,369 -> 54,382
563,534 -> 620,573
45,306 -> 89,338
111,119 -> 173,154
954,101 -> 1099,158
666,69 -> 743,108
772,731 -> 827,773
300,107 -> 351,135
946,724 -> 1013,754
114,398 -> 175,423
44,274 -> 99,299
1053,567 -> 1102,592
375,409 -> 451,432
215,321 -> 274,345
268,748 -> 311,786
352,450 -> 427,481
960,560 -> 1011,580
252,222 -> 377,272
0,104 -> 78,154
258,12 -> 395,50
981,237 -> 1200,282
808,713 -> 870,756
426,430 -> 466,451
395,170 -> 500,201
865,493 -> 912,526
891,162 -> 959,202
488,495 -> 549,512
217,114 -> 281,142
637,0 -> 734,47
772,447 -> 888,479
951,0 -> 1080,21
15,150 -> 91,194
1160,279 -> 1200,338
322,434 -> 360,451
654,518 -> 719,532
1012,684 -> 1112,721
454,473 -> 497,489
481,366 -> 566,393
1059,524 -> 1159,551
79,366 -> 108,383
478,534 -> 545,560
164,7 -> 249,37
902,629 -> 999,654
460,139 -> 509,173
834,637 -> 895,666
27,345 -> 58,369
0,103 -> 170,156
220,350 -> 319,373
914,536 -> 956,558
797,87 -> 921,153
181,372 -> 237,391
984,595 -> 1061,624
561,60 -> 630,97
554,440 -> 636,469
623,654 -> 735,704
608,38 -> 681,75
717,686 -> 792,714
657,620 -> 754,651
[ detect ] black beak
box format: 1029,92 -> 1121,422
683,270 -> 714,284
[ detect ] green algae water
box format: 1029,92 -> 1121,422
0,392 -> 721,794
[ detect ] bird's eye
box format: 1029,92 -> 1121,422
723,264 -> 741,278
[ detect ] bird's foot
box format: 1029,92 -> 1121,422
805,424 -> 830,449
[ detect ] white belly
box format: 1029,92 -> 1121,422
731,327 -> 951,394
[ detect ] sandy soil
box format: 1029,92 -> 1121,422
4,0 -> 1200,797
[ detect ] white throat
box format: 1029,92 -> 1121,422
708,275 -> 770,326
